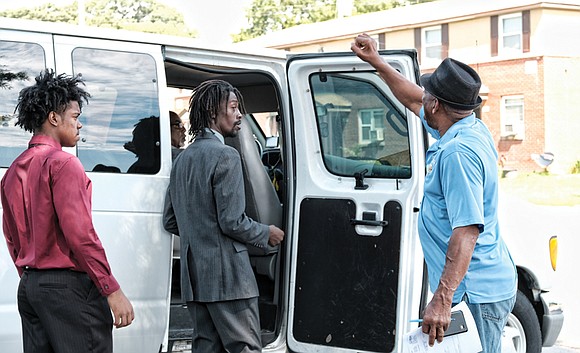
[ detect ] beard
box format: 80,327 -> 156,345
224,121 -> 241,138
224,130 -> 238,138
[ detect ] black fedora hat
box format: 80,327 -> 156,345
420,58 -> 482,110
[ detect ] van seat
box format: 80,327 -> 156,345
225,118 -> 283,280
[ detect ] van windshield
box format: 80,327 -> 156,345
309,71 -> 411,179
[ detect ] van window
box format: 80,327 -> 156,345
0,41 -> 45,168
72,48 -> 160,173
309,72 -> 411,179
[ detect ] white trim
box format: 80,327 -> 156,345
358,108 -> 385,144
421,25 -> 442,65
498,12 -> 523,56
500,95 -> 525,139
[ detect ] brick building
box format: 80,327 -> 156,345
241,0 -> 580,174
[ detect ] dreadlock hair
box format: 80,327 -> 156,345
188,79 -> 245,139
15,69 -> 91,133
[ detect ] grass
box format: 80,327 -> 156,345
499,172 -> 580,206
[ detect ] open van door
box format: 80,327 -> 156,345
285,51 -> 427,353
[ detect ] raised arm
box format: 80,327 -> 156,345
351,34 -> 424,116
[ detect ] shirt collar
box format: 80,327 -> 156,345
29,135 -> 62,149
439,113 -> 476,145
204,128 -> 225,144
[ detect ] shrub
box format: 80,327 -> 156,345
572,161 -> 580,174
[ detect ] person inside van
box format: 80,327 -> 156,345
125,115 -> 161,174
163,79 -> 284,353
352,34 -> 517,352
1,69 -> 134,353
170,110 -> 186,159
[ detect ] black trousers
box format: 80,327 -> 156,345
18,269 -> 113,353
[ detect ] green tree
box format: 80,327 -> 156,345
0,0 -> 197,38
353,0 -> 402,14
233,0 -> 434,42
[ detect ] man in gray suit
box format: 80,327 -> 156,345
163,79 -> 285,353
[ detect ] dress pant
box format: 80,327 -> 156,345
18,269 -> 113,353
187,297 -> 262,353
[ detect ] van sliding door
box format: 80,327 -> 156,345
53,35 -> 173,353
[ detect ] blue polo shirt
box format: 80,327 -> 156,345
418,107 -> 516,304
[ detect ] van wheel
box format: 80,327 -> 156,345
502,290 -> 542,353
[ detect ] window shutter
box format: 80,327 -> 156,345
491,15 -> 498,57
414,28 -> 422,64
441,23 -> 449,59
378,33 -> 385,50
522,10 -> 530,52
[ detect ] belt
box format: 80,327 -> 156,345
23,266 -> 72,272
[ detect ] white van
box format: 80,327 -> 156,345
0,18 -> 562,353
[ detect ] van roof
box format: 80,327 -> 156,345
0,17 -> 287,60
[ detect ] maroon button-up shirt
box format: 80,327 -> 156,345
1,135 -> 120,296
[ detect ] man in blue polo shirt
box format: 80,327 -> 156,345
352,34 -> 517,352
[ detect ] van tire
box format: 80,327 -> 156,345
503,290 -> 542,353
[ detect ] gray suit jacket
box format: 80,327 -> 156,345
163,132 -> 269,302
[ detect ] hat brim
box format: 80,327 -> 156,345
420,73 -> 482,110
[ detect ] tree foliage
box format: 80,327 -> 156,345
0,0 -> 197,38
0,63 -> 28,90
233,0 -> 434,42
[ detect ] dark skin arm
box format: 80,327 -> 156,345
422,225 -> 479,346
351,33 -> 423,116
107,289 -> 134,328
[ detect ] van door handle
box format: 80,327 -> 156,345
350,219 -> 388,227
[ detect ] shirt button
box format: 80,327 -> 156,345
105,285 -> 109,290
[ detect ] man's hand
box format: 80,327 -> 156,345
268,225 -> 284,246
420,226 -> 478,345
421,296 -> 453,346
107,288 -> 134,328
350,33 -> 381,65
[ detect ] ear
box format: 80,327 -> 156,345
431,99 -> 440,115
47,111 -> 59,127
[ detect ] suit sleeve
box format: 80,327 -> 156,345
163,184 -> 179,235
213,147 -> 269,248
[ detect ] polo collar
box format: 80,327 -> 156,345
439,113 -> 476,145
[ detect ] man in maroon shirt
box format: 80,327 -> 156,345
1,69 -> 134,353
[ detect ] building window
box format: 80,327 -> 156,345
359,109 -> 385,144
422,26 -> 442,62
500,95 -> 525,139
499,13 -> 522,55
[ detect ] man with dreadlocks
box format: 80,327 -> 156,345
1,69 -> 134,353
163,79 -> 284,353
